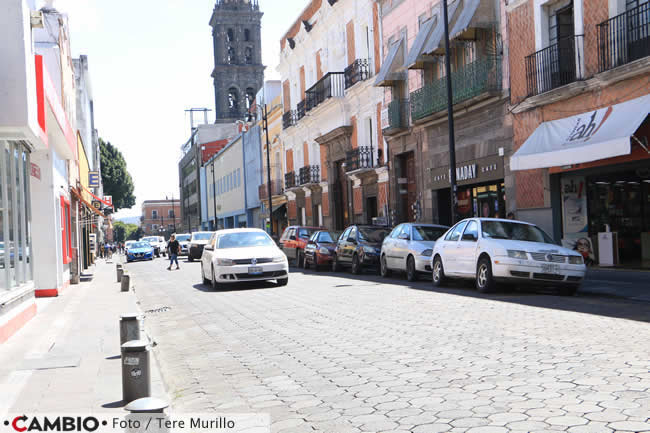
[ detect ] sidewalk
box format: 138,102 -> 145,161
0,257 -> 167,415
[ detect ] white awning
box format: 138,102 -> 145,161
449,0 -> 495,40
405,16 -> 437,69
510,94 -> 650,171
374,39 -> 406,87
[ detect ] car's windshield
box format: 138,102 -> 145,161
481,221 -> 556,244
412,226 -> 447,241
318,231 -> 341,243
298,228 -> 316,239
217,232 -> 275,249
358,227 -> 391,243
192,232 -> 213,241
131,242 -> 150,249
142,237 -> 157,243
176,235 -> 191,242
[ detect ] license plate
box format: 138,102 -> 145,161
248,266 -> 263,275
541,264 -> 560,274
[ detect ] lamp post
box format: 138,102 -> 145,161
263,104 -> 273,237
442,0 -> 458,224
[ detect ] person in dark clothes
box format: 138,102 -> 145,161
167,234 -> 180,270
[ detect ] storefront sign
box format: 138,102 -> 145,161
31,163 -> 41,180
560,176 -> 588,234
92,200 -> 101,209
89,171 -> 100,188
104,195 -> 113,207
431,155 -> 504,189
454,164 -> 477,181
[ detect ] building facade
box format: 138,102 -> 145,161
141,200 -> 181,236
210,0 -> 265,123
279,0 -> 386,231
376,0 -> 513,228
508,0 -> 650,267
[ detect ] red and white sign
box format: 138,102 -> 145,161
104,195 -> 113,207
31,163 -> 41,180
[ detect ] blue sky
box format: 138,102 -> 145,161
50,0 -> 308,217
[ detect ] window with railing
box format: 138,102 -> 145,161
298,165 -> 320,185
598,1 -> 650,72
345,146 -> 380,172
525,35 -> 583,97
385,99 -> 410,131
284,171 -> 297,189
306,72 -> 345,112
344,59 -> 371,89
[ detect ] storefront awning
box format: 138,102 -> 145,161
510,94 -> 650,171
71,187 -> 105,218
374,39 -> 406,87
449,0 -> 495,41
405,16 -> 438,69
422,0 -> 461,56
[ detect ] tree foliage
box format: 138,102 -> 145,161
99,139 -> 135,211
112,221 -> 140,243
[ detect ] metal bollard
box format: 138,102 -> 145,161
124,398 -> 170,433
117,265 -> 124,283
119,314 -> 142,346
121,340 -> 151,404
125,397 -> 169,413
121,273 -> 131,292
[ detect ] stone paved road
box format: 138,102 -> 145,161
129,257 -> 650,433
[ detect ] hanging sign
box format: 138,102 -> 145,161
89,171 -> 100,188
31,163 -> 41,180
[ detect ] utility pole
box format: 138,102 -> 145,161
211,163 -> 218,230
263,104 -> 273,236
442,0 -> 458,224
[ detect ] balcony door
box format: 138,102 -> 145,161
550,4 -> 576,89
397,152 -> 416,222
334,160 -> 349,230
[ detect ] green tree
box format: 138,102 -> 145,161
112,221 -> 140,243
128,227 -> 144,241
100,139 -> 135,211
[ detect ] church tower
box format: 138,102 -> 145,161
209,0 -> 264,123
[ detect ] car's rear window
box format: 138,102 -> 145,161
412,226 -> 447,241
298,228 -> 317,239
176,235 -> 191,242
192,233 -> 213,241
358,227 -> 391,243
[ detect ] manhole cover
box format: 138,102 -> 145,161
144,306 -> 171,314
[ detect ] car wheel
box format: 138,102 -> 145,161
432,255 -> 446,287
380,255 -> 392,278
297,250 -> 304,268
303,254 -> 310,270
331,254 -> 340,272
406,255 -> 418,282
201,264 -> 210,285
277,277 -> 289,286
211,266 -> 220,290
351,254 -> 361,275
558,284 -> 579,296
476,256 -> 496,293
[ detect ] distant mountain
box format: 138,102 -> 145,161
115,216 -> 141,226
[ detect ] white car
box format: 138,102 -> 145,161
431,218 -> 586,295
140,236 -> 165,257
175,233 -> 191,256
380,223 -> 449,281
200,228 -> 289,289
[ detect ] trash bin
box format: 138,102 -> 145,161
121,340 -> 151,404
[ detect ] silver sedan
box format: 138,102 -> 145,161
380,223 -> 449,281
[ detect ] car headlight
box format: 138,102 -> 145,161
569,255 -> 584,265
507,250 -> 528,260
217,258 -> 234,266
318,247 -> 330,255
272,255 -> 286,263
420,249 -> 433,257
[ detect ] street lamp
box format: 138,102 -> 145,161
442,0 -> 458,224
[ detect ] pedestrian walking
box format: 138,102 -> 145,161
167,234 -> 180,270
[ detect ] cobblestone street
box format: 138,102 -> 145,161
130,259 -> 650,433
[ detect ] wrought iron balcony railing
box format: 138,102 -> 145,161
306,72 -> 345,112
284,171 -> 297,189
259,180 -> 284,200
297,100 -> 306,120
410,56 -> 502,122
525,35 -> 584,97
298,165 -> 320,185
598,2 -> 650,72
384,99 -> 409,132
344,58 -> 371,89
345,146 -> 379,172
282,111 -> 294,129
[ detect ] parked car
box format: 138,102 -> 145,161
175,234 -> 191,256
332,225 -> 392,274
188,231 -> 215,261
303,230 -> 342,271
381,223 -> 449,281
140,236 -> 165,257
431,218 -> 586,295
200,228 -> 289,289
278,226 -> 320,267
125,241 -> 155,263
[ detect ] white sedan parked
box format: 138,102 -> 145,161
200,228 -> 289,289
380,223 -> 449,281
431,218 -> 586,295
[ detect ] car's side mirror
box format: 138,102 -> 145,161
462,233 -> 478,241
398,233 -> 409,240
204,245 -> 214,251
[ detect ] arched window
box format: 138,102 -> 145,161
244,47 -> 253,64
228,88 -> 239,114
227,45 -> 236,64
226,28 -> 234,42
244,29 -> 251,41
245,88 -> 255,110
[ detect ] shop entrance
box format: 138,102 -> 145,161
366,196 -> 378,224
434,181 -> 506,222
333,160 -> 349,230
397,152 -> 416,222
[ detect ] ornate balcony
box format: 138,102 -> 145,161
384,99 -> 409,135
345,146 -> 379,173
284,171 -> 297,189
258,180 -> 284,200
344,58 -> 371,89
298,165 -> 320,185
598,2 -> 650,72
410,56 -> 502,122
306,72 -> 345,112
297,100 -> 306,120
282,111 -> 295,129
525,35 -> 583,97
